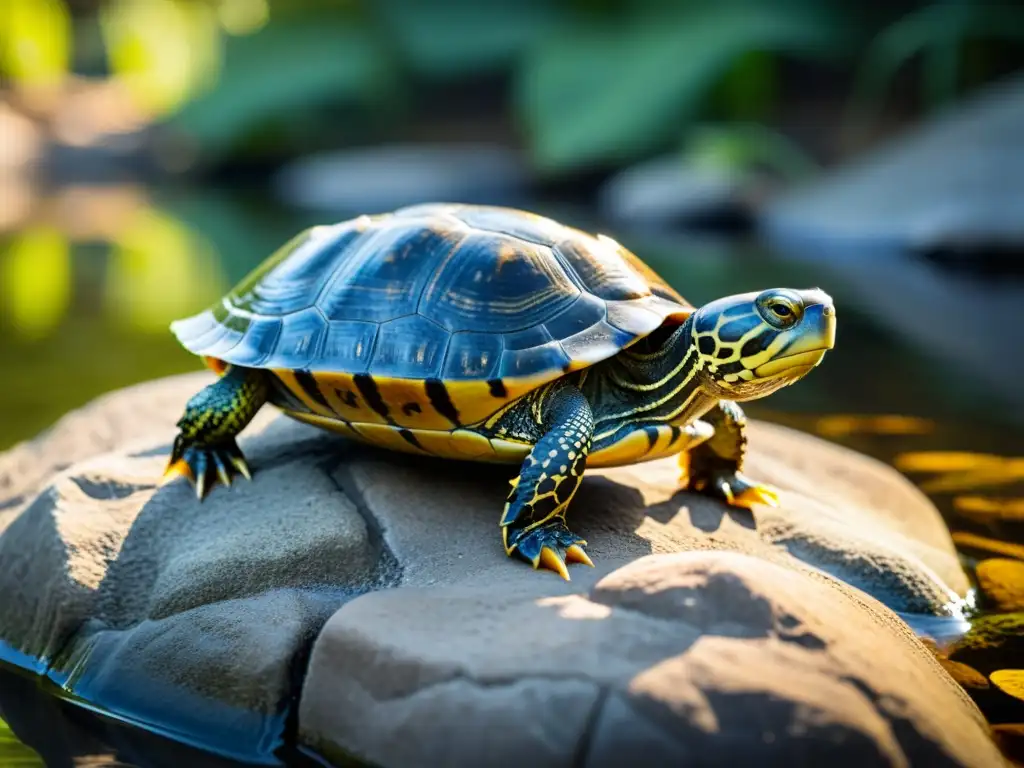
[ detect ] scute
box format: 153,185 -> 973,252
443,331 -> 503,380
450,205 -> 564,246
276,307 -> 329,368
322,320 -> 378,373
554,235 -> 650,301
542,293 -> 607,342
229,223 -> 364,316
170,205 -> 693,394
369,314 -> 450,378
229,317 -> 282,367
317,218 -> 461,323
420,231 -> 580,334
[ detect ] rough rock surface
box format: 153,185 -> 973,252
301,551 -> 997,767
0,374 -> 996,765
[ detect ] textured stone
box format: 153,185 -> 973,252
300,551 -> 999,767
0,374 -> 987,764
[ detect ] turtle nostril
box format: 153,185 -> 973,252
822,305 -> 835,317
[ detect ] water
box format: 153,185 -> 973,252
1,185 -> 1022,765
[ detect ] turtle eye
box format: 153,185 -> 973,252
757,295 -> 801,328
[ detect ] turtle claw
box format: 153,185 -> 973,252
231,456 -> 252,481
505,519 -> 592,580
733,484 -> 780,508
161,437 -> 251,501
161,458 -> 194,486
537,546 -> 570,581
565,544 -> 594,567
686,468 -> 781,510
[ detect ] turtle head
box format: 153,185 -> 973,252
690,287 -> 836,401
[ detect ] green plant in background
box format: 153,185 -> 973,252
682,123 -> 819,181
854,0 -> 1024,111
0,0 -> 70,89
2,0 -> 1024,171
0,227 -> 70,341
515,2 -> 856,171
0,717 -> 43,768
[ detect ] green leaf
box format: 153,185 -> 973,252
0,0 -> 71,87
371,0 -> 566,78
171,18 -> 394,152
853,3 -> 1024,109
516,4 -> 853,172
0,717 -> 44,767
685,123 -> 819,180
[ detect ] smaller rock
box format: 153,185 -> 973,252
273,144 -> 530,214
952,533 -> 1024,562
940,659 -> 990,690
950,613 -> 1024,674
598,156 -> 754,231
992,670 -> 1024,703
992,724 -> 1024,764
920,637 -> 989,690
977,559 -> 1024,612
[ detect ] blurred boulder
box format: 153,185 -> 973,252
598,156 -> 757,232
273,144 -> 530,214
762,72 -> 1024,256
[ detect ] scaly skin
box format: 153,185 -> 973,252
679,400 -> 780,508
163,366 -> 268,499
500,384 -> 595,580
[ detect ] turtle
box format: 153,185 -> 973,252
164,203 -> 836,579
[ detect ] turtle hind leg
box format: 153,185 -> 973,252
501,384 -> 595,580
163,366 -> 269,500
681,400 -> 780,509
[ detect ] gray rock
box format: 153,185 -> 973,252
0,373 -> 398,758
762,72 -> 1024,251
273,144 -> 530,214
598,155 -> 753,230
300,551 -> 1000,767
0,374 -> 988,764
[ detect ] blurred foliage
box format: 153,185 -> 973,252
0,717 -> 43,768
515,2 -> 854,170
99,0 -> 222,116
3,0 -> 1023,172
0,0 -> 71,88
853,1 -> 1024,111
1,227 -> 70,340
683,123 -> 819,180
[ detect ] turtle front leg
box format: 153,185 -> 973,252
501,385 -> 595,580
163,366 -> 269,500
680,400 -> 780,508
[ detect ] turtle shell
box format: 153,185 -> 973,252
172,204 -> 692,428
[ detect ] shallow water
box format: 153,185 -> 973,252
1,186 -> 1022,765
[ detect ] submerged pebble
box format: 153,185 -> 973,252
977,558 -> 1024,612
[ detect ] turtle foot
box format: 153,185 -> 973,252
686,468 -> 780,509
503,519 -> 593,581
162,435 -> 251,501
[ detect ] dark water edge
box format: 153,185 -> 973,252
0,652 -> 340,768
2,189 -> 1022,766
